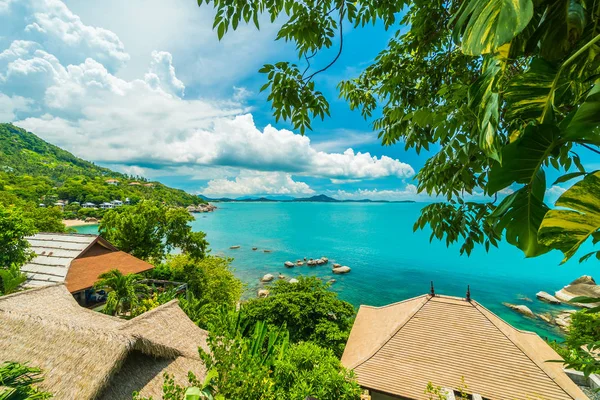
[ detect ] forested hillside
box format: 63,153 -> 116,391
0,123 -> 203,208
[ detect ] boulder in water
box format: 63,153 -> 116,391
230,245 -> 240,249
502,303 -> 536,319
328,279 -> 336,284
264,249 -> 272,253
284,261 -> 294,268
296,260 -> 304,266
537,313 -> 554,325
261,274 -> 274,282
536,291 -> 561,304
278,274 -> 285,280
321,257 -> 329,263
289,278 -> 299,284
332,263 -> 341,268
555,275 -> 600,308
252,247 -> 258,251
258,289 -> 270,298
333,266 -> 351,274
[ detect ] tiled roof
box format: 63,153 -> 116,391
342,295 -> 588,400
66,251 -> 154,292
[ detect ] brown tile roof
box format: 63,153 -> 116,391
65,251 -> 154,293
341,295 -> 588,400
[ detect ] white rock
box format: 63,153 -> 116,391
536,291 -> 561,304
332,266 -> 351,274
332,263 -> 341,268
289,278 -> 299,284
261,274 -> 274,282
503,303 -> 536,318
258,289 -> 270,298
284,261 -> 294,268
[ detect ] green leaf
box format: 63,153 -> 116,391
490,174 -> 551,257
469,57 -> 503,162
488,124 -> 558,193
505,59 -> 559,124
565,82 -> 600,143
553,171 -> 587,184
185,387 -> 202,400
539,171 -> 600,263
451,0 -> 534,55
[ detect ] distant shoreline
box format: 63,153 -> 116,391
63,219 -> 99,227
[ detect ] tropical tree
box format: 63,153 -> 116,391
198,0 -> 600,262
99,201 -> 208,261
242,276 -> 355,357
93,269 -> 149,316
0,362 -> 52,400
0,205 -> 35,296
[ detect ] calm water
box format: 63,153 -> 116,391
77,202 -> 596,341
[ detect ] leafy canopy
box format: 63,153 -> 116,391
199,0 -> 600,261
99,201 -> 208,262
94,269 -> 149,316
243,276 -> 355,357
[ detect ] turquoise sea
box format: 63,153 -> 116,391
76,202 -> 596,341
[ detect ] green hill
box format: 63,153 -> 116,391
0,123 -> 203,209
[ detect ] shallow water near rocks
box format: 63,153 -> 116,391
76,202 -> 596,342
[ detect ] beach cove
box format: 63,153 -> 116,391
76,201 -> 596,341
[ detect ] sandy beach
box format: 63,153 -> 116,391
63,219 -> 99,227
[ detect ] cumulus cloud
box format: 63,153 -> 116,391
0,0 -> 415,189
330,185 -> 424,201
202,171 -> 315,196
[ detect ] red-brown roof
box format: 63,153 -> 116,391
65,251 -> 154,293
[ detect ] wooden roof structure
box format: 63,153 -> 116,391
341,294 -> 588,400
0,284 -> 209,399
21,233 -> 154,292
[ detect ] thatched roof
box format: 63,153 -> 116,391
342,294 -> 588,400
0,285 -> 208,399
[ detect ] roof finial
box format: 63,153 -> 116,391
430,281 -> 435,297
466,285 -> 471,302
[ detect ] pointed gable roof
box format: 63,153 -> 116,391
342,294 -> 588,400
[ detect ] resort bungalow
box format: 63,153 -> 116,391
0,284 -> 209,399
111,199 -> 124,206
105,179 -> 120,185
100,202 -> 114,209
341,292 -> 589,400
82,202 -> 96,208
20,233 -> 154,305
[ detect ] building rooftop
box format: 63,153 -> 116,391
0,284 -> 208,399
341,294 -> 588,400
21,233 -> 154,292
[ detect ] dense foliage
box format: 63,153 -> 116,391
151,254 -> 243,329
0,205 -> 34,295
0,123 -> 204,210
199,319 -> 361,400
200,0 -> 600,262
94,269 -> 149,316
0,362 -> 52,399
550,310 -> 600,376
99,201 -> 208,261
243,277 -> 355,357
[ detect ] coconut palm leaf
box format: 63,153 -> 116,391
539,171 -> 600,263
451,0 -> 534,55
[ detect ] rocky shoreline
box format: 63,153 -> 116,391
503,275 -> 600,333
187,203 -> 217,213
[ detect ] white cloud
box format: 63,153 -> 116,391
330,185 -> 424,201
202,171 -> 314,196
0,93 -> 31,121
1,0 -> 129,71
312,129 -> 378,152
546,185 -> 567,204
232,86 -> 252,102
0,0 -> 414,188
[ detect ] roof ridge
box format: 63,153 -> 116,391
0,283 -> 63,302
349,295 -> 432,370
119,299 -> 180,327
360,294 -> 429,310
471,301 -> 573,399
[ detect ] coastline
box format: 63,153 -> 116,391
63,219 -> 99,227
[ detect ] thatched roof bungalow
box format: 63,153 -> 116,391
342,293 -> 588,400
0,284 -> 209,399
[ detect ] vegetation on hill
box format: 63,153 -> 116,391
0,123 -> 204,211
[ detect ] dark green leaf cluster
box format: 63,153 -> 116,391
0,361 -> 52,399
242,276 -> 355,357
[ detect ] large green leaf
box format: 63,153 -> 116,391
539,171 -> 600,263
505,59 -> 559,124
565,82 -> 600,143
452,0 -> 534,55
488,124 -> 558,193
489,171 -> 551,257
469,57 -> 503,162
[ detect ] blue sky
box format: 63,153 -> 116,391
0,0 -> 596,201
